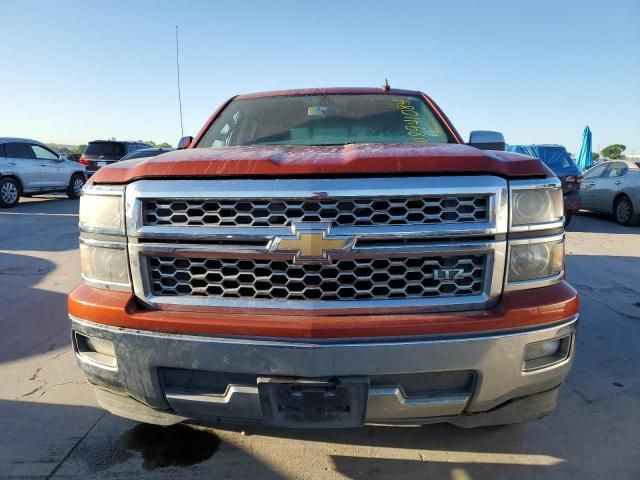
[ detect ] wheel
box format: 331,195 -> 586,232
564,209 -> 573,227
67,173 -> 85,199
614,196 -> 640,226
0,178 -> 20,208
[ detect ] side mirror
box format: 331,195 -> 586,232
468,131 -> 505,151
58,153 -> 69,162
177,136 -> 194,150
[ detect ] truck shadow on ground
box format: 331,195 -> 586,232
0,252 -> 71,365
0,400 -> 287,479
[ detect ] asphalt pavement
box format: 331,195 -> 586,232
1,196 -> 639,479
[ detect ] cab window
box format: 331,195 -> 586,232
605,163 -> 628,178
30,145 -> 59,160
5,142 -> 35,159
584,164 -> 607,179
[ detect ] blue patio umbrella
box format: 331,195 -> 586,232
575,126 -> 593,171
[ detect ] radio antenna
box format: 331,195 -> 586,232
175,25 -> 184,138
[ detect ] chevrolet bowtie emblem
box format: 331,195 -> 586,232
270,225 -> 355,264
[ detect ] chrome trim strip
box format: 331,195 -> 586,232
82,184 -> 126,196
367,388 -> 470,419
507,233 -> 564,246
79,237 -> 127,250
509,220 -> 565,233
509,178 -> 562,191
131,223 -> 503,242
505,272 -> 564,292
80,274 -> 131,292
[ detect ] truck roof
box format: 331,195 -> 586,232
235,87 -> 422,100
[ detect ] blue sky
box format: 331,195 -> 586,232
1,0 -> 639,154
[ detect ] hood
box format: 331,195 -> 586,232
90,143 -> 549,184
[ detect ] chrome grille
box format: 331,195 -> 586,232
142,195 -> 489,228
148,255 -> 486,301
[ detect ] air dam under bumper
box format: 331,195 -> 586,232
71,315 -> 577,428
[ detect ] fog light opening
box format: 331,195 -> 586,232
523,335 -> 571,371
74,332 -> 117,368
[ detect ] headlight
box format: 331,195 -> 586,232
79,186 -> 125,234
79,185 -> 129,290
80,241 -> 130,289
506,236 -> 564,289
510,180 -> 563,229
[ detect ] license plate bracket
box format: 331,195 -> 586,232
257,377 -> 368,428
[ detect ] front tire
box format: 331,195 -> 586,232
0,178 -> 20,208
614,196 -> 640,226
67,173 -> 85,199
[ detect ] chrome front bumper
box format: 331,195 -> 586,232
71,315 -> 577,427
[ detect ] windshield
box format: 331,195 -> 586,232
197,94 -> 452,148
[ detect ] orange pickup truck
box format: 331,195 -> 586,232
70,88 -> 578,428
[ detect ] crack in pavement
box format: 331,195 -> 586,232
50,349 -> 69,360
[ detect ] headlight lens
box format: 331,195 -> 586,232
508,238 -> 564,284
80,242 -> 130,288
79,188 -> 125,233
511,186 -> 563,228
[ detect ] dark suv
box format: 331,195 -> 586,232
80,140 -> 151,176
507,145 -> 582,225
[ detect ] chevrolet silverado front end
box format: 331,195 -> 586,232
69,88 -> 578,428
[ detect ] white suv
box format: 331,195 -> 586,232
0,138 -> 86,208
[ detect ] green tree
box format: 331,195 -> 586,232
591,152 -> 600,162
601,144 -> 626,159
156,142 -> 172,148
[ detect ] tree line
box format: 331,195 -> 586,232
47,140 -> 173,155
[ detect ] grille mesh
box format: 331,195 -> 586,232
148,255 -> 486,301
143,196 -> 489,228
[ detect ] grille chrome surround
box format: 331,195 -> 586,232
142,195 -> 489,228
126,177 -> 509,313
148,255 -> 486,301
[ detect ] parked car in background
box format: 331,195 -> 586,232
507,145 -> 582,225
0,138 -> 86,208
579,160 -> 640,226
120,147 -> 175,161
80,140 -> 151,176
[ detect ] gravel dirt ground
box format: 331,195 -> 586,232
1,196 -> 639,479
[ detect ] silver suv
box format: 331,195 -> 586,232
0,138 -> 86,208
